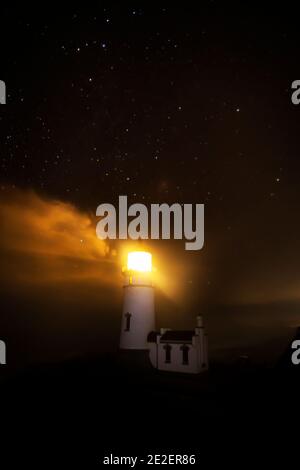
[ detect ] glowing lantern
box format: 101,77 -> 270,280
127,251 -> 152,273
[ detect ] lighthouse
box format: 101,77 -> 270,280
120,251 -> 155,350
119,250 -> 208,373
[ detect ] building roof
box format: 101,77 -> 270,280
147,331 -> 159,343
160,330 -> 194,343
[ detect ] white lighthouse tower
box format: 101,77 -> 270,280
120,251 -> 155,350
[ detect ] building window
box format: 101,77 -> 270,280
163,344 -> 172,363
180,344 -> 189,365
124,312 -> 132,331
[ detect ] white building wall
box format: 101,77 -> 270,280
120,284 -> 155,350
157,342 -> 199,374
195,328 -> 208,371
148,342 -> 158,368
203,334 -> 208,370
148,330 -> 208,373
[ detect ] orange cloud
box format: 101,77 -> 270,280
0,188 -> 117,285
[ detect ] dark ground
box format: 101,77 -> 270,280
0,350 -> 299,468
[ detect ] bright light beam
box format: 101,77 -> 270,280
127,251 -> 152,272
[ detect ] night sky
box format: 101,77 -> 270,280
1,3 -> 300,367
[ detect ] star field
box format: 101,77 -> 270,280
1,4 -> 295,211
1,3 -> 300,305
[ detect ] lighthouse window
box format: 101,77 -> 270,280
180,344 -> 189,365
124,312 -> 132,331
163,344 -> 172,363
